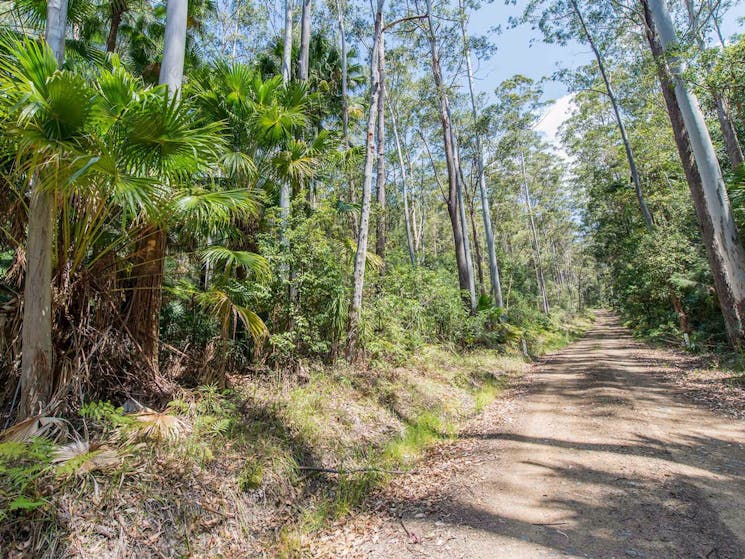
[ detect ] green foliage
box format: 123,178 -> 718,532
0,439 -> 53,521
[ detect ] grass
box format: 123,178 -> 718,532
0,314 -> 594,558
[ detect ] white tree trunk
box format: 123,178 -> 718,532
390,103 -> 417,266
298,0 -> 312,81
159,0 -> 188,93
570,0 -> 654,230
684,0 -> 744,169
520,151 -> 550,316
346,0 -> 384,361
19,0 -> 69,417
459,1 -> 504,308
282,0 -> 293,83
450,114 -> 478,313
375,29 -> 386,261
648,0 -> 745,346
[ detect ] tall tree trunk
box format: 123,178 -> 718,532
282,0 -> 293,83
390,102 -> 416,266
279,0 -> 292,256
19,0 -> 68,418
643,0 -> 745,348
684,0 -> 744,169
374,29 -> 386,261
467,189 -> 486,296
346,0 -> 384,361
458,0 -> 504,308
127,0 -> 188,371
425,0 -> 470,297
570,0 -> 654,230
336,0 -> 349,145
451,116 -> 477,312
298,0 -> 311,81
520,151 -> 550,316
106,0 -> 125,53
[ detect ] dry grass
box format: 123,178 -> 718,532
0,345 -> 535,559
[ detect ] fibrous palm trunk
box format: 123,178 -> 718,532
127,0 -> 187,371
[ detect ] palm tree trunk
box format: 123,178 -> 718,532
458,0 -> 504,308
346,0 -> 384,361
106,1 -> 125,53
19,0 -> 68,418
298,0 -> 312,81
570,0 -> 654,230
644,0 -> 745,348
127,0 -> 187,371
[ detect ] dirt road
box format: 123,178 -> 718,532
339,312 -> 745,559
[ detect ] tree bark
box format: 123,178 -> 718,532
570,0 -> 654,230
346,0 -> 384,361
643,0 -> 745,348
282,0 -> 293,83
374,29 -> 386,261
298,0 -> 312,81
425,0 -> 470,298
520,151 -> 550,316
19,0 -> 68,418
451,115 -> 477,313
684,0 -> 744,169
458,0 -> 504,308
279,0 -> 292,258
106,0 -> 125,53
390,103 -> 417,266
126,0 -> 188,371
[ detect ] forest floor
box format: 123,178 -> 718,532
314,311 -> 745,559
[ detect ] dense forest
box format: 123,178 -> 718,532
0,0 -> 744,556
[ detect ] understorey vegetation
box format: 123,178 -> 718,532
1,0 -> 744,556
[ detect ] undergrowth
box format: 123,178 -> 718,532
0,313 -> 593,558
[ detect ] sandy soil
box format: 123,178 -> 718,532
324,311 -> 745,559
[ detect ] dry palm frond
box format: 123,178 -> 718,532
0,415 -> 68,443
128,409 -> 186,441
52,441 -> 120,475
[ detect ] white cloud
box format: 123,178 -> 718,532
534,93 -> 576,159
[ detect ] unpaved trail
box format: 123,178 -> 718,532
339,312 -> 745,559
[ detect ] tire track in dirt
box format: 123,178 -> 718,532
325,311 -> 745,559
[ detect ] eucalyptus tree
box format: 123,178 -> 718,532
683,0 -> 743,169
458,0 -> 503,308
375,26 -> 387,261
298,0 -> 312,81
422,0 -> 474,307
522,0 -> 654,230
641,0 -> 745,347
347,0 -> 385,361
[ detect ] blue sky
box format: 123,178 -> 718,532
467,0 -> 745,103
